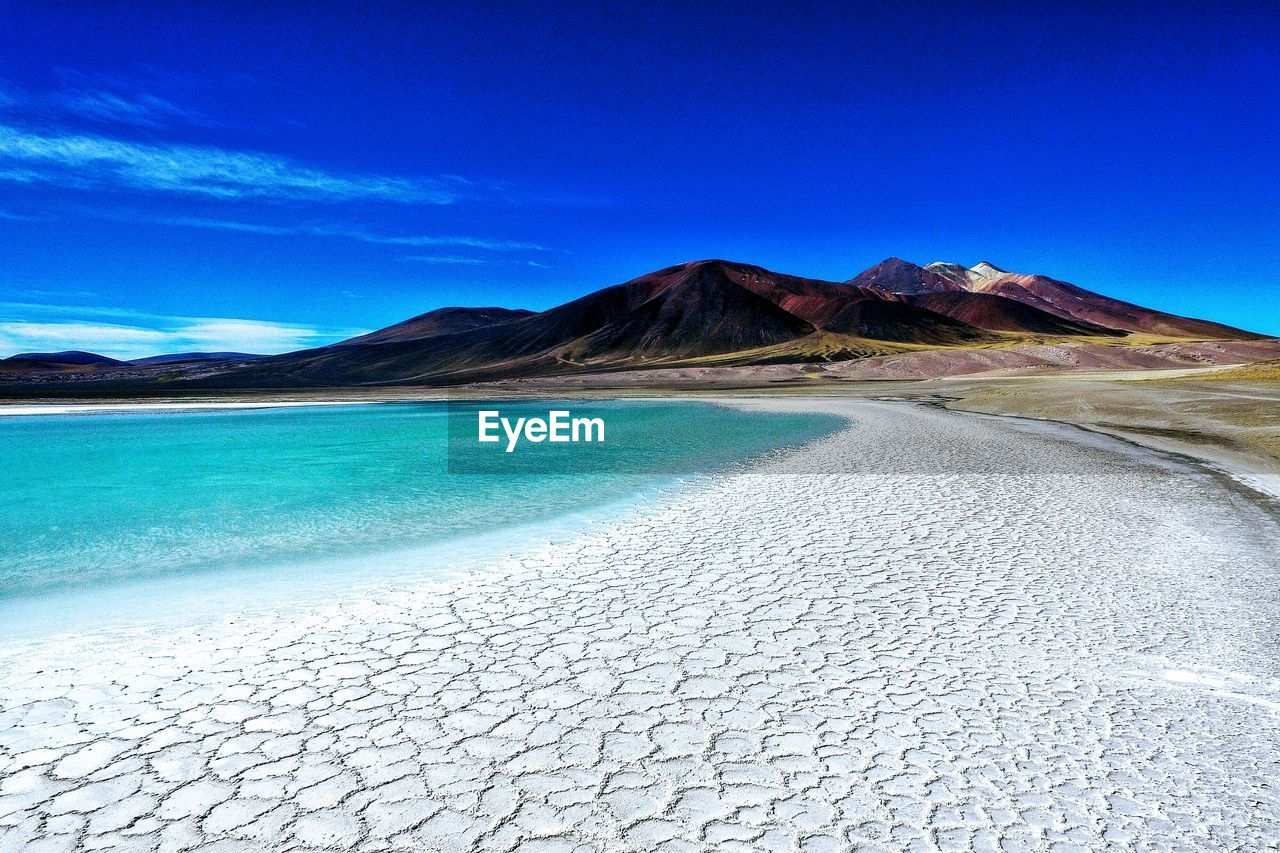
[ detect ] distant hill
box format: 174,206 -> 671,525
5,350 -> 125,366
0,256 -> 1264,389
1,351 -> 127,372
129,352 -> 265,365
1,349 -> 263,373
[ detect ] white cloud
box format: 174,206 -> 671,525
0,124 -> 460,204
170,319 -> 341,353
0,321 -> 168,360
0,312 -> 367,360
0,321 -> 167,347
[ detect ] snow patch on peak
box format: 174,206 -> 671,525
923,262 -> 970,286
925,260 -> 1015,291
968,261 -> 1007,279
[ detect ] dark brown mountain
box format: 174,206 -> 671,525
203,261 -> 834,386
823,298 -> 989,343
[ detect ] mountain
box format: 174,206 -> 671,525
905,292 -> 1124,336
0,350 -> 126,370
822,299 -> 989,343
846,257 -> 965,295
0,257 -> 1262,389
130,352 -> 265,365
886,259 -> 1253,339
922,260 -> 1009,287
195,260 -> 1014,387
340,307 -> 535,345
7,350 -> 124,365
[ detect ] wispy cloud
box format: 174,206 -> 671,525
322,227 -> 542,250
0,74 -> 569,273
155,215 -> 545,251
399,255 -> 554,268
0,124 -> 461,204
399,255 -> 493,266
2,73 -> 220,129
55,89 -> 214,129
0,304 -> 366,360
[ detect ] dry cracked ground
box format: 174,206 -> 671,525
1,400 -> 1279,852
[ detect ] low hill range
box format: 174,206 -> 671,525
0,350 -> 264,369
2,350 -> 128,369
1,257 -> 1272,388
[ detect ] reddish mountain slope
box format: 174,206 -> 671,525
971,273 -> 1253,338
908,291 -> 1125,336
905,260 -> 1258,339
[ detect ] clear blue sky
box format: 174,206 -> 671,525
1,1 -> 1277,357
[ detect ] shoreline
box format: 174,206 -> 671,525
8,382 -> 1274,506
0,476 -> 683,642
950,404 -> 1280,510
0,399 -> 845,641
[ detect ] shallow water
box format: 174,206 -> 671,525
0,401 -> 842,604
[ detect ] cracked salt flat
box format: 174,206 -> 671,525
2,399 -> 1279,851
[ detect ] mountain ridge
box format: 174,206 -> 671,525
0,257 -> 1265,388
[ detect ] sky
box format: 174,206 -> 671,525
0,0 -> 1277,358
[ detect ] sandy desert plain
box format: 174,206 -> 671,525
1,359 -> 1279,852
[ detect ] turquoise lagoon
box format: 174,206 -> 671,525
0,401 -> 842,630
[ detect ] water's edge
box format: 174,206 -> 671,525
0,400 -> 847,640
